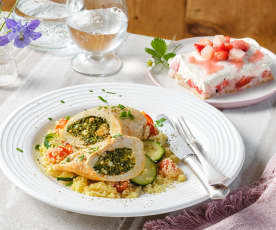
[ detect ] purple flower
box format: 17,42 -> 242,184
0,18 -> 42,48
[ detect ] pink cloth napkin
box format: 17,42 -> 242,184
144,154 -> 276,230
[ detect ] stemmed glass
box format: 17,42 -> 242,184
66,0 -> 128,76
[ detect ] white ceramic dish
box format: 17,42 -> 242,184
147,37 -> 276,109
0,83 -> 244,217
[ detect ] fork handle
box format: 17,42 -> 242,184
184,154 -> 230,199
189,143 -> 229,185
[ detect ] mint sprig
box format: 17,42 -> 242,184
145,38 -> 176,69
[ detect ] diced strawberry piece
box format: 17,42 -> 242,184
229,48 -> 246,60
213,43 -> 225,52
262,70 -> 271,79
194,43 -> 206,53
224,42 -> 233,51
216,79 -> 229,93
201,45 -> 214,60
170,60 -> 180,72
199,38 -> 213,46
187,79 -> 203,94
213,50 -> 228,61
231,40 -> 250,52
224,36 -> 231,43
236,76 -> 253,89
213,35 -> 225,47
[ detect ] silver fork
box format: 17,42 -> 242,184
171,116 -> 230,199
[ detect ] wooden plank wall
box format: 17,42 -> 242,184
2,0 -> 276,52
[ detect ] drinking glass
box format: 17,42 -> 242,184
66,0 -> 128,76
14,0 -> 84,51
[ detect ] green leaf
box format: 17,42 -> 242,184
151,38 -> 167,57
44,133 -> 56,149
163,52 -> 176,61
155,118 -> 167,127
145,48 -> 160,58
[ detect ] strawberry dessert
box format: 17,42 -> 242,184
168,35 -> 273,99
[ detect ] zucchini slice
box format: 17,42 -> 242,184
130,156 -> 157,186
144,140 -> 165,162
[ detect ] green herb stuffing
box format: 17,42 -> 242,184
44,133 -> 56,149
67,116 -> 110,145
93,148 -> 135,175
155,118 -> 167,127
16,147 -> 23,152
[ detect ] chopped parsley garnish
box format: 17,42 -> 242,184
101,89 -> 106,92
66,181 -> 73,186
44,133 -> 56,149
119,110 -> 135,120
98,96 -> 108,103
89,90 -> 94,93
106,91 -> 116,94
65,116 -> 70,120
60,100 -> 65,104
120,111 -> 127,118
66,157 -> 71,162
118,104 -> 125,109
57,176 -> 77,181
48,117 -> 53,121
112,133 -> 122,138
16,147 -> 23,152
79,155 -> 85,161
127,110 -> 134,120
155,118 -> 167,127
35,144 -> 40,151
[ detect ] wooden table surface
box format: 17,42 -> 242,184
2,0 -> 276,52
0,33 -> 276,230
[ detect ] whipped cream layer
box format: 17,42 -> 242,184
169,38 -> 273,93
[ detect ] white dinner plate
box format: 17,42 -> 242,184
0,83 -> 244,217
147,37 -> 276,109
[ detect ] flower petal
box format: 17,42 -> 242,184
0,35 -> 10,46
29,31 -> 42,40
5,18 -> 18,29
14,34 -> 31,48
7,30 -> 18,41
27,19 -> 40,31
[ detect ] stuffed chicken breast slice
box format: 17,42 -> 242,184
62,106 -> 149,148
53,136 -> 145,182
